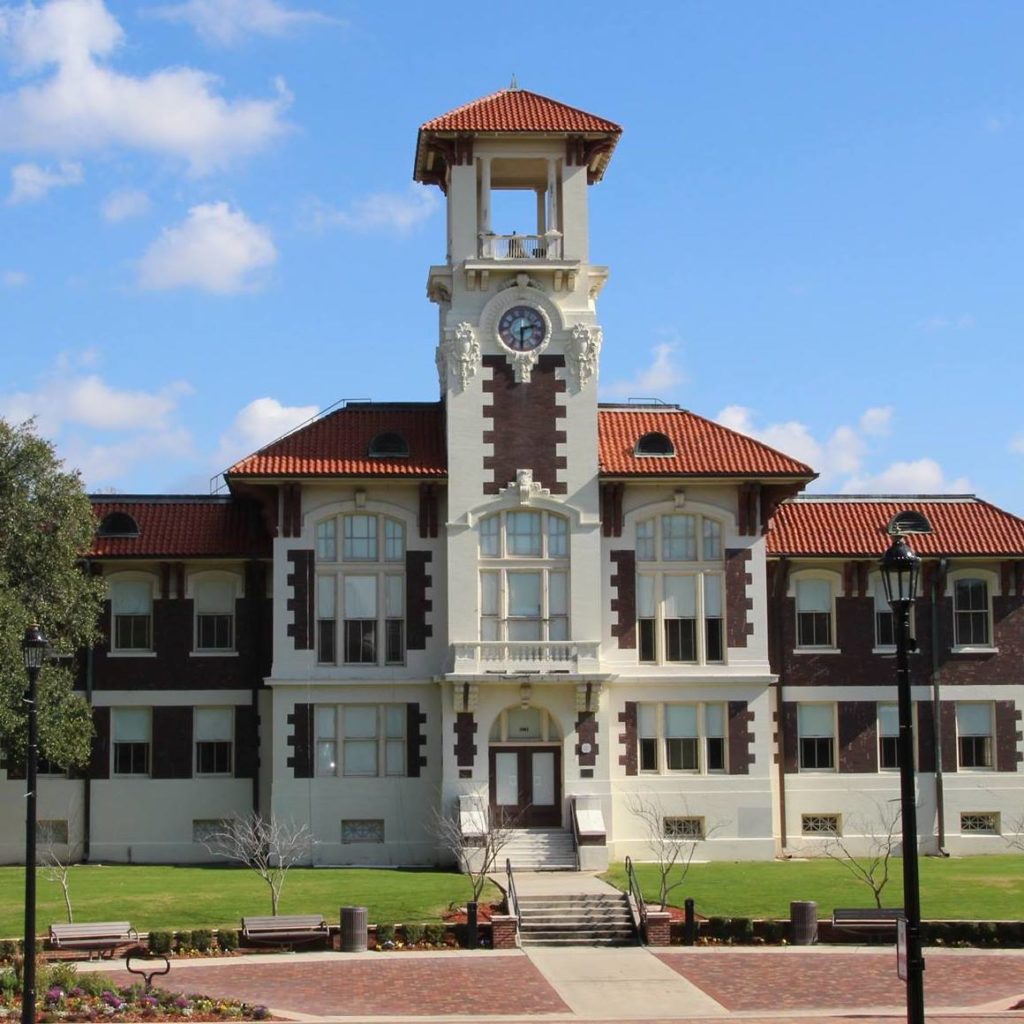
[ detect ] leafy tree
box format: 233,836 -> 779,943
0,418 -> 104,770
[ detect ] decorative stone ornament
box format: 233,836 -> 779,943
436,321 -> 480,392
503,468 -> 551,505
566,322 -> 602,389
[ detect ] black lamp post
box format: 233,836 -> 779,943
22,624 -> 47,1024
880,535 -> 925,1024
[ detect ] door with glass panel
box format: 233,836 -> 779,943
489,746 -> 561,827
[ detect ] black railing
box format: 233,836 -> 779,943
569,797 -> 581,871
505,857 -> 521,933
624,855 -> 647,943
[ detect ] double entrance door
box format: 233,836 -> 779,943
489,745 -> 561,827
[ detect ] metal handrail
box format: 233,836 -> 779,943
505,857 -> 521,932
569,797 -> 581,871
624,855 -> 647,941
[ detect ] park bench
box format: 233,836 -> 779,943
48,922 -> 139,959
240,914 -> 330,948
832,908 -> 905,931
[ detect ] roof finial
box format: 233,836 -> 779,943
508,73 -> 519,91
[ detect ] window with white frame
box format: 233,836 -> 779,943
637,702 -> 726,774
954,577 -> 992,647
956,703 -> 993,769
112,707 -> 150,776
315,514 -> 406,665
195,707 -> 233,775
636,513 -> 724,665
193,577 -> 236,651
798,704 -> 835,770
878,703 -> 900,770
110,578 -> 153,651
479,510 -> 569,641
315,705 -> 406,778
872,577 -> 895,648
795,577 -> 834,649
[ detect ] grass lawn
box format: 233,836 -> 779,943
0,865 -> 500,939
602,854 -> 1024,920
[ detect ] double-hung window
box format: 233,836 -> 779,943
479,511 -> 569,641
954,578 -> 991,647
878,703 -> 900,769
110,578 -> 153,652
636,513 -> 724,665
195,708 -> 233,775
795,577 -> 834,649
194,578 -> 236,651
873,578 -> 895,648
316,514 -> 406,665
637,702 -> 726,774
956,703 -> 993,769
112,707 -> 150,776
315,705 -> 406,777
798,704 -> 835,770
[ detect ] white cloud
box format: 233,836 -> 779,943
2,269 -> 28,286
214,396 -> 318,469
917,313 -> 975,332
0,0 -> 290,175
138,202 -> 277,293
842,459 -> 971,495
6,159 -> 82,203
306,186 -> 439,234
152,0 -> 340,46
1010,435 -> 1024,455
102,187 -> 151,222
602,342 -> 686,399
63,427 -> 195,487
858,406 -> 892,437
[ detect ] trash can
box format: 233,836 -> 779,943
790,901 -> 818,945
340,906 -> 368,952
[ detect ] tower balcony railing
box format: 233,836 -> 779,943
452,639 -> 600,676
478,231 -> 563,260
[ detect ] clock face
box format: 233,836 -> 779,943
498,305 -> 547,352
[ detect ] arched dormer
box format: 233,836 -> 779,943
368,432 -> 409,458
98,511 -> 140,538
634,431 -> 675,457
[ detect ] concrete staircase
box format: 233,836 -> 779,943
502,828 -> 577,870
517,892 -> 638,947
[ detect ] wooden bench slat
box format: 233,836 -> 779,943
241,914 -> 328,944
832,908 -> 905,927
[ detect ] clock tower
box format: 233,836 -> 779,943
415,86 -> 622,685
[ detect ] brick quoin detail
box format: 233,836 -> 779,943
454,712 -> 477,768
727,701 -> 754,774
288,704 -> 314,779
725,548 -> 754,648
610,550 -> 637,649
575,712 -> 598,766
618,701 -> 638,776
407,703 -> 427,777
286,550 -> 314,651
406,551 -> 433,650
481,355 -> 567,495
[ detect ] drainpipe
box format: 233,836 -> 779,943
931,557 -> 950,855
83,635 -> 94,863
773,557 -> 790,853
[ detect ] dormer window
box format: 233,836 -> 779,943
368,432 -> 409,458
98,512 -> 140,538
634,432 -> 675,457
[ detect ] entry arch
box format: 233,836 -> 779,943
488,705 -> 562,828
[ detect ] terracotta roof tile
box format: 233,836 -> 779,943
227,404 -> 446,479
420,89 -> 621,135
766,497 -> 1024,557
597,408 -> 816,479
90,498 -> 271,559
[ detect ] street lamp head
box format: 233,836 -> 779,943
880,534 -> 921,609
21,624 -> 48,672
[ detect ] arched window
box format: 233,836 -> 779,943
368,432 -> 409,457
634,432 -> 675,457
635,512 -> 724,665
315,513 -> 406,665
98,511 -> 139,537
478,510 -> 569,641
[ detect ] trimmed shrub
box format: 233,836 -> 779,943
41,961 -> 78,992
175,931 -> 193,953
217,929 -> 238,952
192,929 -> 213,953
76,972 -> 115,997
727,917 -> 754,944
375,924 -> 395,946
424,923 -> 445,946
403,923 -> 425,946
706,916 -> 728,941
0,941 -> 16,962
148,931 -> 173,955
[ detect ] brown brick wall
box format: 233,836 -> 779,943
727,701 -> 754,774
575,712 -> 598,767
618,701 -> 637,776
454,712 -> 477,768
481,355 -> 567,495
288,703 -> 314,779
89,706 -> 110,780
917,702 -> 936,773
838,701 -> 878,773
234,705 -> 259,779
152,705 -> 193,779
725,548 -> 754,649
610,550 -> 636,649
940,701 -> 958,775
406,703 -> 427,777
781,702 -> 799,774
406,551 -> 433,651
995,700 -> 1022,772
286,550 -> 315,651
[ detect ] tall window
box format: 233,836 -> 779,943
873,578 -> 895,648
194,577 -> 236,651
479,510 -> 569,641
637,703 -> 726,774
316,514 -> 405,665
110,578 -> 153,651
636,513 -> 724,665
954,578 -> 991,647
112,708 -> 150,776
795,577 -> 834,648
798,704 -> 835,771
956,703 -> 993,769
878,703 -> 900,770
315,705 -> 406,777
195,708 -> 233,775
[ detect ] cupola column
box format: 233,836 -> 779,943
478,156 -> 492,238
546,158 -> 559,234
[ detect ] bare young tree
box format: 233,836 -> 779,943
627,793 -> 722,910
39,806 -> 83,923
820,801 -> 902,909
203,813 -> 315,915
1003,814 -> 1024,852
430,792 -> 517,902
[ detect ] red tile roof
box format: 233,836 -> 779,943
420,89 -> 622,135
90,498 -> 271,558
227,404 -> 447,479
767,497 -> 1024,557
597,408 -> 816,479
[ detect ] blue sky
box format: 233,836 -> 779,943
2,1 -> 1023,515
